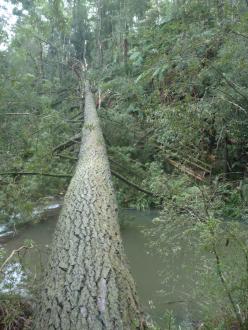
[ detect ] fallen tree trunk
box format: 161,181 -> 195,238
34,81 -> 144,329
0,169 -> 155,196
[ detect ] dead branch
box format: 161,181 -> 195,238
231,30 -> 248,40
0,172 -> 72,178
52,133 -> 81,153
0,243 -> 34,273
56,154 -> 153,196
57,154 -> 78,161
219,96 -> 247,113
1,113 -> 31,116
212,66 -> 248,102
0,169 -> 155,197
111,170 -> 155,196
167,158 -> 206,181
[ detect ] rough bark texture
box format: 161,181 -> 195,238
34,81 -> 143,330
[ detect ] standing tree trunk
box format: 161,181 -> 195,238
34,81 -> 144,329
96,0 -> 103,67
216,0 -> 224,20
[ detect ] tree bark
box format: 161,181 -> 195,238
34,81 -> 144,329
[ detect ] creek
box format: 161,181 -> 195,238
0,203 -> 242,328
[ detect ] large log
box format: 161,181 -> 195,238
34,81 -> 144,329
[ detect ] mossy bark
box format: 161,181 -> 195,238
34,81 -> 144,330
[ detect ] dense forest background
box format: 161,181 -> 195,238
1,0 -> 248,329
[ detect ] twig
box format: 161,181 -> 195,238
0,244 -> 33,272
220,96 -> 247,113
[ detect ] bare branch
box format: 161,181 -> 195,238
0,113 -> 31,116
231,30 -> 248,40
0,243 -> 34,273
111,170 -> 155,196
212,66 -> 248,102
52,134 -> 81,153
0,172 -> 72,178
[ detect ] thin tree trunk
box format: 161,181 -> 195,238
216,0 -> 224,20
224,134 -> 229,177
34,81 -> 144,329
97,0 -> 103,67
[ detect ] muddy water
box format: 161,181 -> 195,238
1,206 -> 210,328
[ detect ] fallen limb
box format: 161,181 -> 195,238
0,243 -> 33,273
0,172 -> 72,178
2,113 -> 31,116
109,150 -> 147,170
52,133 -> 81,153
219,95 -> 247,113
57,154 -> 78,161
167,159 -> 206,181
57,154 -> 152,195
0,169 -> 155,197
109,157 -> 143,177
111,169 -> 155,196
231,30 -> 248,40
212,65 -> 248,103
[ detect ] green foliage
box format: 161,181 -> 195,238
0,0 -> 80,224
145,172 -> 248,328
1,0 -> 248,327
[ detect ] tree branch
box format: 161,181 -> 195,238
0,113 -> 31,116
231,30 -> 248,40
212,66 -> 248,103
213,246 -> 243,327
0,172 -> 72,178
56,154 -> 152,195
52,133 -> 81,153
0,243 -> 34,273
0,169 -> 155,197
111,170 -> 155,196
